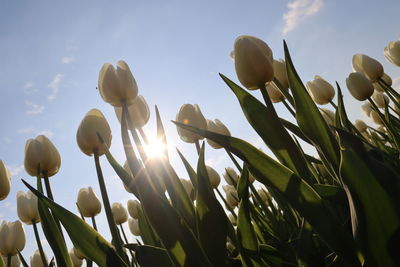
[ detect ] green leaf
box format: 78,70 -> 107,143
0,255 -> 4,267
279,117 -> 312,145
155,105 -> 169,160
137,208 -> 160,247
258,244 -> 284,266
196,143 -> 227,266
173,122 -> 361,266
284,41 -> 340,168
23,180 -> 126,267
337,129 -> 400,266
135,245 -> 175,267
336,82 -> 353,132
176,148 -> 198,189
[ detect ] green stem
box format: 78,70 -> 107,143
6,255 -> 10,267
138,127 -> 149,145
32,221 -> 48,266
76,203 -> 85,220
283,99 -> 296,117
91,216 -> 98,231
329,100 -> 338,109
215,188 -> 237,218
225,149 -> 241,171
43,171 -> 64,240
119,224 -> 135,266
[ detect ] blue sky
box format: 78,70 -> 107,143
1,0 -> 400,262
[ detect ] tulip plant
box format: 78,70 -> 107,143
0,35 -> 400,267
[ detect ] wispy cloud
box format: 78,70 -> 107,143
8,164 -> 24,176
282,0 -> 324,34
48,73 -> 64,101
61,56 -> 75,64
23,81 -> 38,94
25,101 -> 44,115
37,129 -> 54,138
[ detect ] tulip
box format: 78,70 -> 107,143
30,250 -> 48,267
225,189 -> 239,209
223,167 -> 239,185
248,173 -> 256,183
128,218 -> 141,236
352,54 -> 384,82
346,72 -> 374,101
373,73 -> 392,92
0,220 -> 25,256
17,191 -> 40,224
370,110 -> 384,125
127,199 -> 141,219
2,255 -> 20,267
69,249 -> 83,267
306,76 -> 335,105
228,214 -> 237,226
180,179 -> 194,200
73,247 -> 85,260
206,119 -> 230,149
371,91 -> 389,108
222,185 -> 235,193
257,189 -> 269,202
24,135 -> 61,178
114,95 -> 150,128
233,35 -> 274,90
273,59 -> 289,89
361,102 -> 373,117
76,187 -> 102,218
111,202 -> 128,225
98,60 -> 138,107
206,166 -> 220,188
384,40 -> 400,67
320,109 -> 335,126
76,109 -> 112,156
0,160 -> 11,201
355,120 -> 368,133
176,104 -> 207,143
266,84 -> 285,103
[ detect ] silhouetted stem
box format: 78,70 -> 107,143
6,255 -> 11,267
91,216 -> 97,231
283,99 -> 296,117
215,188 -> 237,219
32,221 -> 48,266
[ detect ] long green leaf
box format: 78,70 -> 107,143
135,245 -> 175,267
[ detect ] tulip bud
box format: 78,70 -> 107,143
248,173 -> 256,184
266,84 -> 285,103
384,40 -> 400,67
355,120 -> 368,133
371,91 -> 389,108
273,59 -> 289,89
257,189 -> 269,202
222,185 -> 235,193
306,76 -> 335,105
76,187 -> 101,218
73,247 -> 85,260
127,199 -> 141,219
76,109 -> 112,156
0,220 -> 26,256
223,167 -> 239,185
24,135 -> 61,178
114,95 -> 150,128
225,189 -> 239,209
361,102 -> 373,117
206,119 -> 231,149
206,166 -> 220,188
17,191 -> 40,224
0,160 -> 11,201
98,60 -> 138,107
111,202 -> 128,224
373,73 -> 392,92
69,249 -> 83,267
176,104 -> 207,143
228,213 -> 236,226
180,179 -> 194,201
346,72 -> 374,101
370,110 -> 384,125
352,54 -> 384,82
30,250 -> 47,267
2,255 -> 20,267
320,108 -> 335,126
234,35 -> 274,90
128,218 -> 140,236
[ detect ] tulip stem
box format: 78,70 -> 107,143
43,175 -> 54,201
138,127 -> 149,145
195,140 -> 201,155
93,150 -> 127,262
91,216 -> 98,231
33,221 -> 48,266
329,101 -> 338,109
76,203 -> 85,220
225,149 -> 241,171
6,255 -> 10,267
215,188 -> 237,219
282,99 -> 296,117
119,224 -> 136,265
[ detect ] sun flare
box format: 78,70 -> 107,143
143,137 -> 167,159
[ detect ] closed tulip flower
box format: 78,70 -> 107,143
234,35 -> 274,90
223,167 -> 239,185
346,72 -> 374,101
371,91 -> 389,108
77,187 -> 101,218
69,249 -> 83,267
373,73 -> 392,92
306,76 -> 335,105
30,250 -> 47,267
0,220 -> 25,256
320,109 -> 335,126
225,189 -> 239,209
180,179 -> 194,200
2,255 -> 20,267
355,120 -> 368,133
17,191 -> 40,224
352,54 -> 384,82
257,189 -> 269,203
111,202 -> 128,225
114,95 -> 150,128
206,166 -> 220,188
384,40 -> 400,67
273,59 -> 289,89
0,160 -> 11,201
361,102 -> 373,117
370,110 -> 384,125
128,218 -> 140,236
228,213 -> 236,226
24,135 -> 61,178
98,60 -> 138,107
76,109 -> 112,156
206,119 -> 230,149
266,84 -> 285,103
127,199 -> 141,219
176,104 -> 207,143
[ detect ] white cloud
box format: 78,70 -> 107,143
61,56 -> 75,64
282,0 -> 324,34
37,129 -> 54,138
8,164 -> 24,176
48,73 -> 64,101
23,81 -> 38,94
25,101 -> 44,115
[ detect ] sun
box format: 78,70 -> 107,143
143,137 -> 167,159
